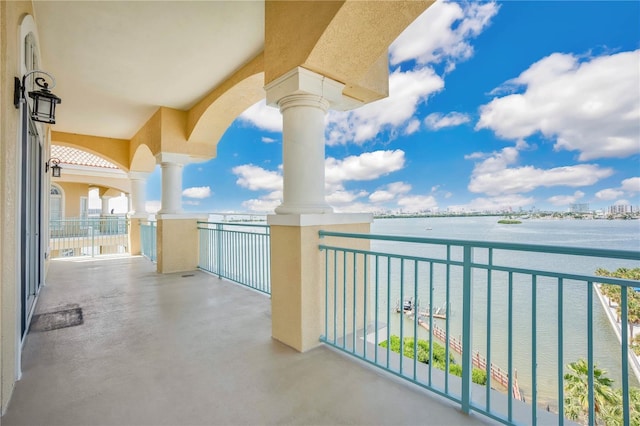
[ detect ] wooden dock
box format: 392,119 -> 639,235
403,310 -> 523,401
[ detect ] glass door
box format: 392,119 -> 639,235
20,111 -> 42,338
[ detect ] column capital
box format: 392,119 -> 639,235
265,67 -> 362,111
155,153 -> 191,165
278,93 -> 330,114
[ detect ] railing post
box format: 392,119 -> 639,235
621,288 -> 630,426
461,244 -> 473,414
216,223 -> 222,278
89,226 -> 96,257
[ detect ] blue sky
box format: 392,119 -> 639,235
146,0 -> 640,214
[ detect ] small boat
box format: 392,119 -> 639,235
396,298 -> 415,313
403,298 -> 413,312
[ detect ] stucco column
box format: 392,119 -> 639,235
128,171 -> 149,216
275,94 -> 331,214
265,67 -> 373,352
156,153 -> 190,215
101,196 -> 111,215
154,153 -> 207,274
266,67 -> 348,214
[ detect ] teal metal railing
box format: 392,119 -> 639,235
140,221 -> 157,262
49,217 -> 128,258
197,222 -> 271,294
319,231 -> 639,426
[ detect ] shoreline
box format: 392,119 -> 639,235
594,283 -> 640,384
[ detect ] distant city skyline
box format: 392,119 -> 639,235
141,1 -> 639,215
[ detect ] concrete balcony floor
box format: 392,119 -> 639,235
3,256 -> 492,425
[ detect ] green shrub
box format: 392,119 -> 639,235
448,363 -> 462,376
380,335 -> 487,385
472,368 -> 488,385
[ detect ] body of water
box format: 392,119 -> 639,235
369,216 -> 640,408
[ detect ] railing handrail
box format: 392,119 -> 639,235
318,243 -> 639,288
318,230 -> 640,261
197,221 -> 269,229
50,216 -> 127,221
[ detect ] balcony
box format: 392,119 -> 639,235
2,255 -> 490,425
49,217 -> 129,258
10,220 -> 638,425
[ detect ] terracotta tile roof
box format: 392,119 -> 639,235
51,145 -> 119,169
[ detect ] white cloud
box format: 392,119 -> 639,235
614,199 -> 631,206
369,181 -> 412,203
397,195 -> 438,212
390,1 -> 499,69
326,190 -> 368,205
325,150 -> 405,189
547,190 -> 585,206
448,195 -> 534,213
241,198 -> 280,213
239,100 -> 282,132
232,164 -> 282,192
369,191 -> 396,204
595,188 -> 624,201
326,68 -> 444,145
235,150 -> 406,213
332,202 -> 384,214
467,145 -> 613,196
595,177 -> 640,203
424,112 -> 471,130
405,119 -> 421,135
621,177 -> 640,193
261,136 -> 277,143
470,164 -> 612,196
477,50 -> 640,160
182,186 -> 211,199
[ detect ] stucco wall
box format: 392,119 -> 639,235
0,1 -> 35,414
156,218 -> 202,274
55,181 -> 90,218
270,222 -> 371,352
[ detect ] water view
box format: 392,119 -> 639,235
369,216 -> 639,409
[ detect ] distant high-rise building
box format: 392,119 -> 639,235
608,204 -> 636,214
570,203 -> 590,213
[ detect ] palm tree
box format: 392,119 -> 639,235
602,386 -> 640,426
617,292 -> 640,339
564,359 -> 619,425
600,283 -> 621,307
596,267 -> 640,337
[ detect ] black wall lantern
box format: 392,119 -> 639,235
14,70 -> 62,124
45,158 -> 62,178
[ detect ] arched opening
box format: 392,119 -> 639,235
130,143 -> 156,173
50,183 -> 64,220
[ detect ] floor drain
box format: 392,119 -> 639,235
181,274 -> 195,278
30,306 -> 83,332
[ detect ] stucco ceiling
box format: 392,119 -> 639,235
33,1 -> 264,139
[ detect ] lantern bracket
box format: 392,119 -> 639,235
13,70 -> 61,124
